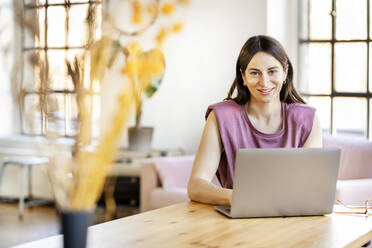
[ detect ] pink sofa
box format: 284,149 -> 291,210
140,136 -> 372,212
324,136 -> 372,205
140,156 -> 193,212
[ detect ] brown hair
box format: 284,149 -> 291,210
225,35 -> 305,105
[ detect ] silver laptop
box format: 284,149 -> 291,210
215,148 -> 341,218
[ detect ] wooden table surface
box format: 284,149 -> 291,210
14,202 -> 372,248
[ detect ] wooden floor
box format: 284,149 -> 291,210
0,202 -> 139,248
0,203 -> 59,248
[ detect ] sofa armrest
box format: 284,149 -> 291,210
323,135 -> 372,180
140,162 -> 160,212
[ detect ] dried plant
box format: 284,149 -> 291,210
60,52 -> 137,210
7,0 -> 190,211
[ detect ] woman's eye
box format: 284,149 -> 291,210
250,71 -> 259,76
268,70 -> 278,75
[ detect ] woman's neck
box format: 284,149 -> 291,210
247,98 -> 282,122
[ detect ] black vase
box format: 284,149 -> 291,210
61,211 -> 93,248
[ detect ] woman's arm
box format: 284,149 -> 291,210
187,110 -> 232,205
303,113 -> 323,148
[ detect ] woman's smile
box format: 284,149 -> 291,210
257,87 -> 275,96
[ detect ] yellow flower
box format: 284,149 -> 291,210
125,60 -> 140,75
161,3 -> 175,15
136,49 -> 165,91
132,0 -> 143,24
172,22 -> 183,33
156,28 -> 168,48
126,42 -> 142,57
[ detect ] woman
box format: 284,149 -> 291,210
187,35 -> 322,206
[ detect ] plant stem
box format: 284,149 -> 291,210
135,99 -> 142,128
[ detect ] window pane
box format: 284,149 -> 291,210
48,0 -> 90,3
24,9 -> 45,47
48,0 -> 66,4
68,5 -> 89,47
299,0 -> 309,40
24,0 -> 46,6
307,96 -> 331,134
47,7 -> 66,47
333,97 -> 367,138
336,0 -> 367,40
370,1 -> 372,40
309,0 -> 332,40
369,43 -> 372,93
370,99 -> 372,141
335,43 -> 367,92
46,93 -> 65,136
66,94 -> 78,136
47,49 -> 86,91
92,4 -> 102,42
22,94 -> 42,135
23,50 -> 47,91
65,49 -> 86,90
299,43 -> 331,94
48,50 -> 67,90
66,94 -> 100,137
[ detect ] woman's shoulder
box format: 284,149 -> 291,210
285,102 -> 315,114
205,100 -> 242,120
284,102 -> 316,125
210,100 -> 241,110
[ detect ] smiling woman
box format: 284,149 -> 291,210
187,35 -> 323,206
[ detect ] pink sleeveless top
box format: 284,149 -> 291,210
205,100 -> 316,189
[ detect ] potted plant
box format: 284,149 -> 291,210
122,43 -> 165,152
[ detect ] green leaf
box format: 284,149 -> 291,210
145,77 -> 163,98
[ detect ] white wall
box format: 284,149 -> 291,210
1,0 -> 299,154
0,3 -> 19,137
142,0 -> 269,154
267,0 -> 299,85
0,0 -> 300,198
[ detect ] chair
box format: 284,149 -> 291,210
0,156 -> 49,219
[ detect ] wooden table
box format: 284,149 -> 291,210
14,202 -> 372,248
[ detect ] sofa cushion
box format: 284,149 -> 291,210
149,187 -> 189,210
323,135 -> 372,180
336,179 -> 372,205
152,156 -> 195,189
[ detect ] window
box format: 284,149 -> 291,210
21,0 -> 101,137
299,0 -> 372,140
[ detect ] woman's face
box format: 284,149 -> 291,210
242,52 -> 287,104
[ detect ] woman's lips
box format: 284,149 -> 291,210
257,87 -> 275,96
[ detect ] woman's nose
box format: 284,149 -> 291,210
259,72 -> 270,86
